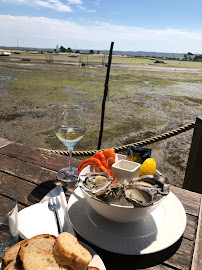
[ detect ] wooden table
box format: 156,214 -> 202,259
0,138 -> 201,270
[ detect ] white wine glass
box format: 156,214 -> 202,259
55,105 -> 85,184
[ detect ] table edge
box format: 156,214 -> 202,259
191,194 -> 202,270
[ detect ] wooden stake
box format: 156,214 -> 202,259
97,42 -> 114,150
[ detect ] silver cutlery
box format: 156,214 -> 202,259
48,197 -> 63,234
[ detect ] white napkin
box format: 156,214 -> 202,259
18,186 -> 75,239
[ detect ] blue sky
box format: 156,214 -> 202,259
0,0 -> 202,53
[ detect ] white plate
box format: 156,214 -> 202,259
68,187 -> 186,255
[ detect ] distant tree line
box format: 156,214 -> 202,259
184,52 -> 202,61
54,46 -> 100,55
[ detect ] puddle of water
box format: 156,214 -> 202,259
112,64 -> 201,73
60,61 -> 80,66
144,81 -> 153,87
0,76 -> 18,95
8,58 -> 21,61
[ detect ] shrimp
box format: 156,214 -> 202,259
93,151 -> 107,168
102,148 -> 116,171
78,157 -> 112,176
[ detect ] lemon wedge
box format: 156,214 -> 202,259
139,158 -> 156,177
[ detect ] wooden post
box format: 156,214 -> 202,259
97,42 -> 114,150
183,117 -> 202,193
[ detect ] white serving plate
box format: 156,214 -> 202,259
68,187 -> 186,255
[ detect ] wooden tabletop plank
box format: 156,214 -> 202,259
191,197 -> 202,270
0,171 -> 42,206
0,153 -> 57,184
163,237 -> 194,270
78,235 -> 193,270
183,214 -> 198,241
170,186 -> 201,216
0,141 -> 81,171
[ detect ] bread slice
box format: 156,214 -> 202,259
54,232 -> 92,270
22,246 -> 68,270
18,234 -> 56,262
3,260 -> 22,270
2,239 -> 27,268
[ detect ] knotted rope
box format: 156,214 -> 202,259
41,121 -> 195,156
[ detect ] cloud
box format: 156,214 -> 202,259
33,0 -> 72,12
0,0 -> 84,12
68,0 -> 83,4
0,0 -> 95,13
78,5 -> 96,12
92,0 -> 101,5
1,15 -> 202,53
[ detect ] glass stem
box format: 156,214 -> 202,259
68,147 -> 74,171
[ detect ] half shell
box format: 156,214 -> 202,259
124,184 -> 156,207
130,174 -> 170,195
78,172 -> 113,194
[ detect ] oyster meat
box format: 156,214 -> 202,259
124,184 -> 155,207
78,172 -> 113,194
130,174 -> 170,195
79,172 -> 170,207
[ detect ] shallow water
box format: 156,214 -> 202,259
0,75 -> 17,95
2,59 -> 202,73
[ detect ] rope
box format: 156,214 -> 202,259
41,121 -> 195,156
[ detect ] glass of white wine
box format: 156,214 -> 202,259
55,105 -> 85,184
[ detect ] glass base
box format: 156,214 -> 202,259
56,167 -> 79,187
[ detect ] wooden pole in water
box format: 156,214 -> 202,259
97,42 -> 114,150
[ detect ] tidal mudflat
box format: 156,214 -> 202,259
0,53 -> 202,188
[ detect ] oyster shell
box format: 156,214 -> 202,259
78,172 -> 113,194
96,184 -> 124,204
124,174 -> 169,206
124,184 -> 156,207
79,172 -> 170,207
130,174 -> 170,196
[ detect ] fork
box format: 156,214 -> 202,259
48,197 -> 63,234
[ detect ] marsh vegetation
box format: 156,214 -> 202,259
0,52 -> 202,187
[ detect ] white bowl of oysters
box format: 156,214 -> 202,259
78,155 -> 170,223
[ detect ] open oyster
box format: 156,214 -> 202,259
124,174 -> 170,206
79,172 -> 170,207
124,184 -> 156,207
78,172 -> 113,195
130,174 -> 170,195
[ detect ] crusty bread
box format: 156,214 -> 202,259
2,233 -> 99,270
54,232 -> 92,270
18,234 -> 56,262
21,246 -> 68,270
2,240 -> 28,268
3,260 -> 22,270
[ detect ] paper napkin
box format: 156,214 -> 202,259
18,185 -> 75,239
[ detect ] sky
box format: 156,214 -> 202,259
0,0 -> 202,53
